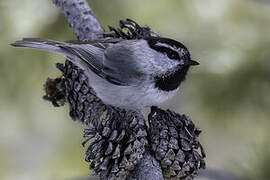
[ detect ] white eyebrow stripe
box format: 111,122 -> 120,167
155,42 -> 178,51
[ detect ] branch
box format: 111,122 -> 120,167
52,0 -> 104,40
126,153 -> 163,180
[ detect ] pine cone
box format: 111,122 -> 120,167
43,77 -> 66,107
83,107 -> 148,179
43,61 -> 106,124
59,61 -> 106,124
149,106 -> 206,180
103,18 -> 159,40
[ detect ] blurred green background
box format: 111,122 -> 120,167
0,0 -> 270,179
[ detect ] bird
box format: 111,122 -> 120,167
11,36 -> 199,110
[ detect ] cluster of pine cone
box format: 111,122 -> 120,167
42,19 -> 205,179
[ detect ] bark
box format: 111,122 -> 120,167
52,0 -> 104,40
126,153 -> 163,180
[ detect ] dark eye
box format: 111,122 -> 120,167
165,49 -> 179,60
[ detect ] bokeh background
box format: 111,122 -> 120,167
0,0 -> 270,179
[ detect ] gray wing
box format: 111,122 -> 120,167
103,42 -> 145,86
60,41 -> 143,86
12,38 -> 140,86
59,43 -> 126,85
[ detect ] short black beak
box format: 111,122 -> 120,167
187,60 -> 200,66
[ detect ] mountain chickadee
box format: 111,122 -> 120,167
11,36 -> 199,109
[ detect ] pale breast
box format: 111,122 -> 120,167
87,70 -> 178,109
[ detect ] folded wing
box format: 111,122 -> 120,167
11,38 -> 143,86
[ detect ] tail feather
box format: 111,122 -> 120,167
11,38 -> 66,54
11,38 -> 96,74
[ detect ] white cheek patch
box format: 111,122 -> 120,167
155,42 -> 189,60
155,42 -> 178,51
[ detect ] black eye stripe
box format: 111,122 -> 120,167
145,36 -> 189,61
154,46 -> 180,60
